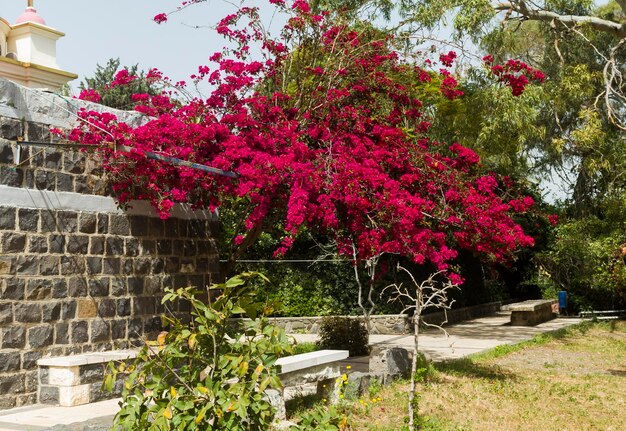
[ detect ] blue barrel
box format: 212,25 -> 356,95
558,291 -> 567,309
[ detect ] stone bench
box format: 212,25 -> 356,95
269,349 -> 349,420
507,300 -> 556,326
37,350 -> 138,407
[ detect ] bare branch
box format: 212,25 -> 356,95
496,1 -> 626,38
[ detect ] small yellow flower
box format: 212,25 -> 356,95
346,365 -> 352,370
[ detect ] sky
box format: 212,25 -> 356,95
2,0 -> 280,95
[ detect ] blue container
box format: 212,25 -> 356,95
558,290 -> 567,309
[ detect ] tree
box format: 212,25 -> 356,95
78,58 -> 163,110
65,1 -> 538,287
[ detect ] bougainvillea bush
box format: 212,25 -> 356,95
65,0 -> 543,282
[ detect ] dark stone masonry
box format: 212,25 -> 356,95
0,78 -> 221,409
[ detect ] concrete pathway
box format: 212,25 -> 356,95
0,313 -> 585,431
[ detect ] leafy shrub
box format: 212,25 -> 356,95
105,272 -> 292,431
318,317 -> 370,356
290,403 -> 351,431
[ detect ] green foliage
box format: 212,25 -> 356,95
318,317 -> 370,356
292,342 -> 321,355
79,58 -> 161,110
105,273 -> 292,431
537,217 -> 626,311
290,403 -> 351,431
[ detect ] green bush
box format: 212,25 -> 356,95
105,272 -> 292,431
317,317 -> 370,356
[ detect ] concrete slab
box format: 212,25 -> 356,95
0,398 -> 118,431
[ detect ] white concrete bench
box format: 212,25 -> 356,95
506,300 -> 556,326
36,347 -> 349,420
37,350 -> 138,407
269,349 -> 349,420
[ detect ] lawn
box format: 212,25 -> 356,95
292,321 -> 626,431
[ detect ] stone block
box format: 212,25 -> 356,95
89,236 -> 105,255
151,258 -> 165,274
0,351 -> 21,373
109,214 -> 130,236
23,351 -> 43,370
28,325 -> 54,348
133,297 -> 156,315
78,213 -> 97,234
71,321 -> 89,344
68,277 -> 88,297
125,238 -> 139,256
16,255 -> 38,275
129,216 -> 148,236
0,300 -> 12,324
66,235 -> 90,254
40,255 -> 60,275
147,218 -> 164,237
86,257 -> 102,275
102,258 -> 121,275
18,208 -> 39,231
369,347 -> 413,381
1,277 -> 24,300
51,279 -> 68,298
1,232 -> 26,252
140,239 -> 156,256
55,322 -> 70,345
110,278 -> 127,296
105,237 -> 124,256
61,256 -> 86,275
63,152 -> 85,174
48,234 -> 65,253
79,364 -> 105,385
0,395 -> 17,410
38,385 -> 60,404
134,258 -> 151,275
2,326 -> 25,349
0,374 -> 25,394
97,298 -> 117,318
24,370 -> 38,392
40,212 -> 57,232
28,235 -> 48,253
343,372 -> 373,400
0,207 -> 16,230
26,279 -> 52,300
62,301 -> 77,319
116,298 -> 131,317
57,211 -> 78,233
14,302 -> 42,323
96,214 -> 108,234
34,169 -> 53,190
0,165 -> 24,187
56,172 -> 74,192
91,320 -> 110,343
111,319 -> 127,339
48,366 -> 81,386
77,299 -> 98,318
42,302 -> 61,322
88,278 -> 110,297
157,240 -> 172,255
0,142 -> 15,163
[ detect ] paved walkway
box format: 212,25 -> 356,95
0,313 -> 585,431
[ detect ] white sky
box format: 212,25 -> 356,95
2,0 -> 280,94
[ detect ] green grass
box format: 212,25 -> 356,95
288,320 -> 626,431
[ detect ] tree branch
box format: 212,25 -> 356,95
496,1 -> 626,38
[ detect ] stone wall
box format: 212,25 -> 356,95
261,315 -> 412,335
0,78 -> 220,409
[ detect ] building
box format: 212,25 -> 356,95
0,1 -> 76,91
